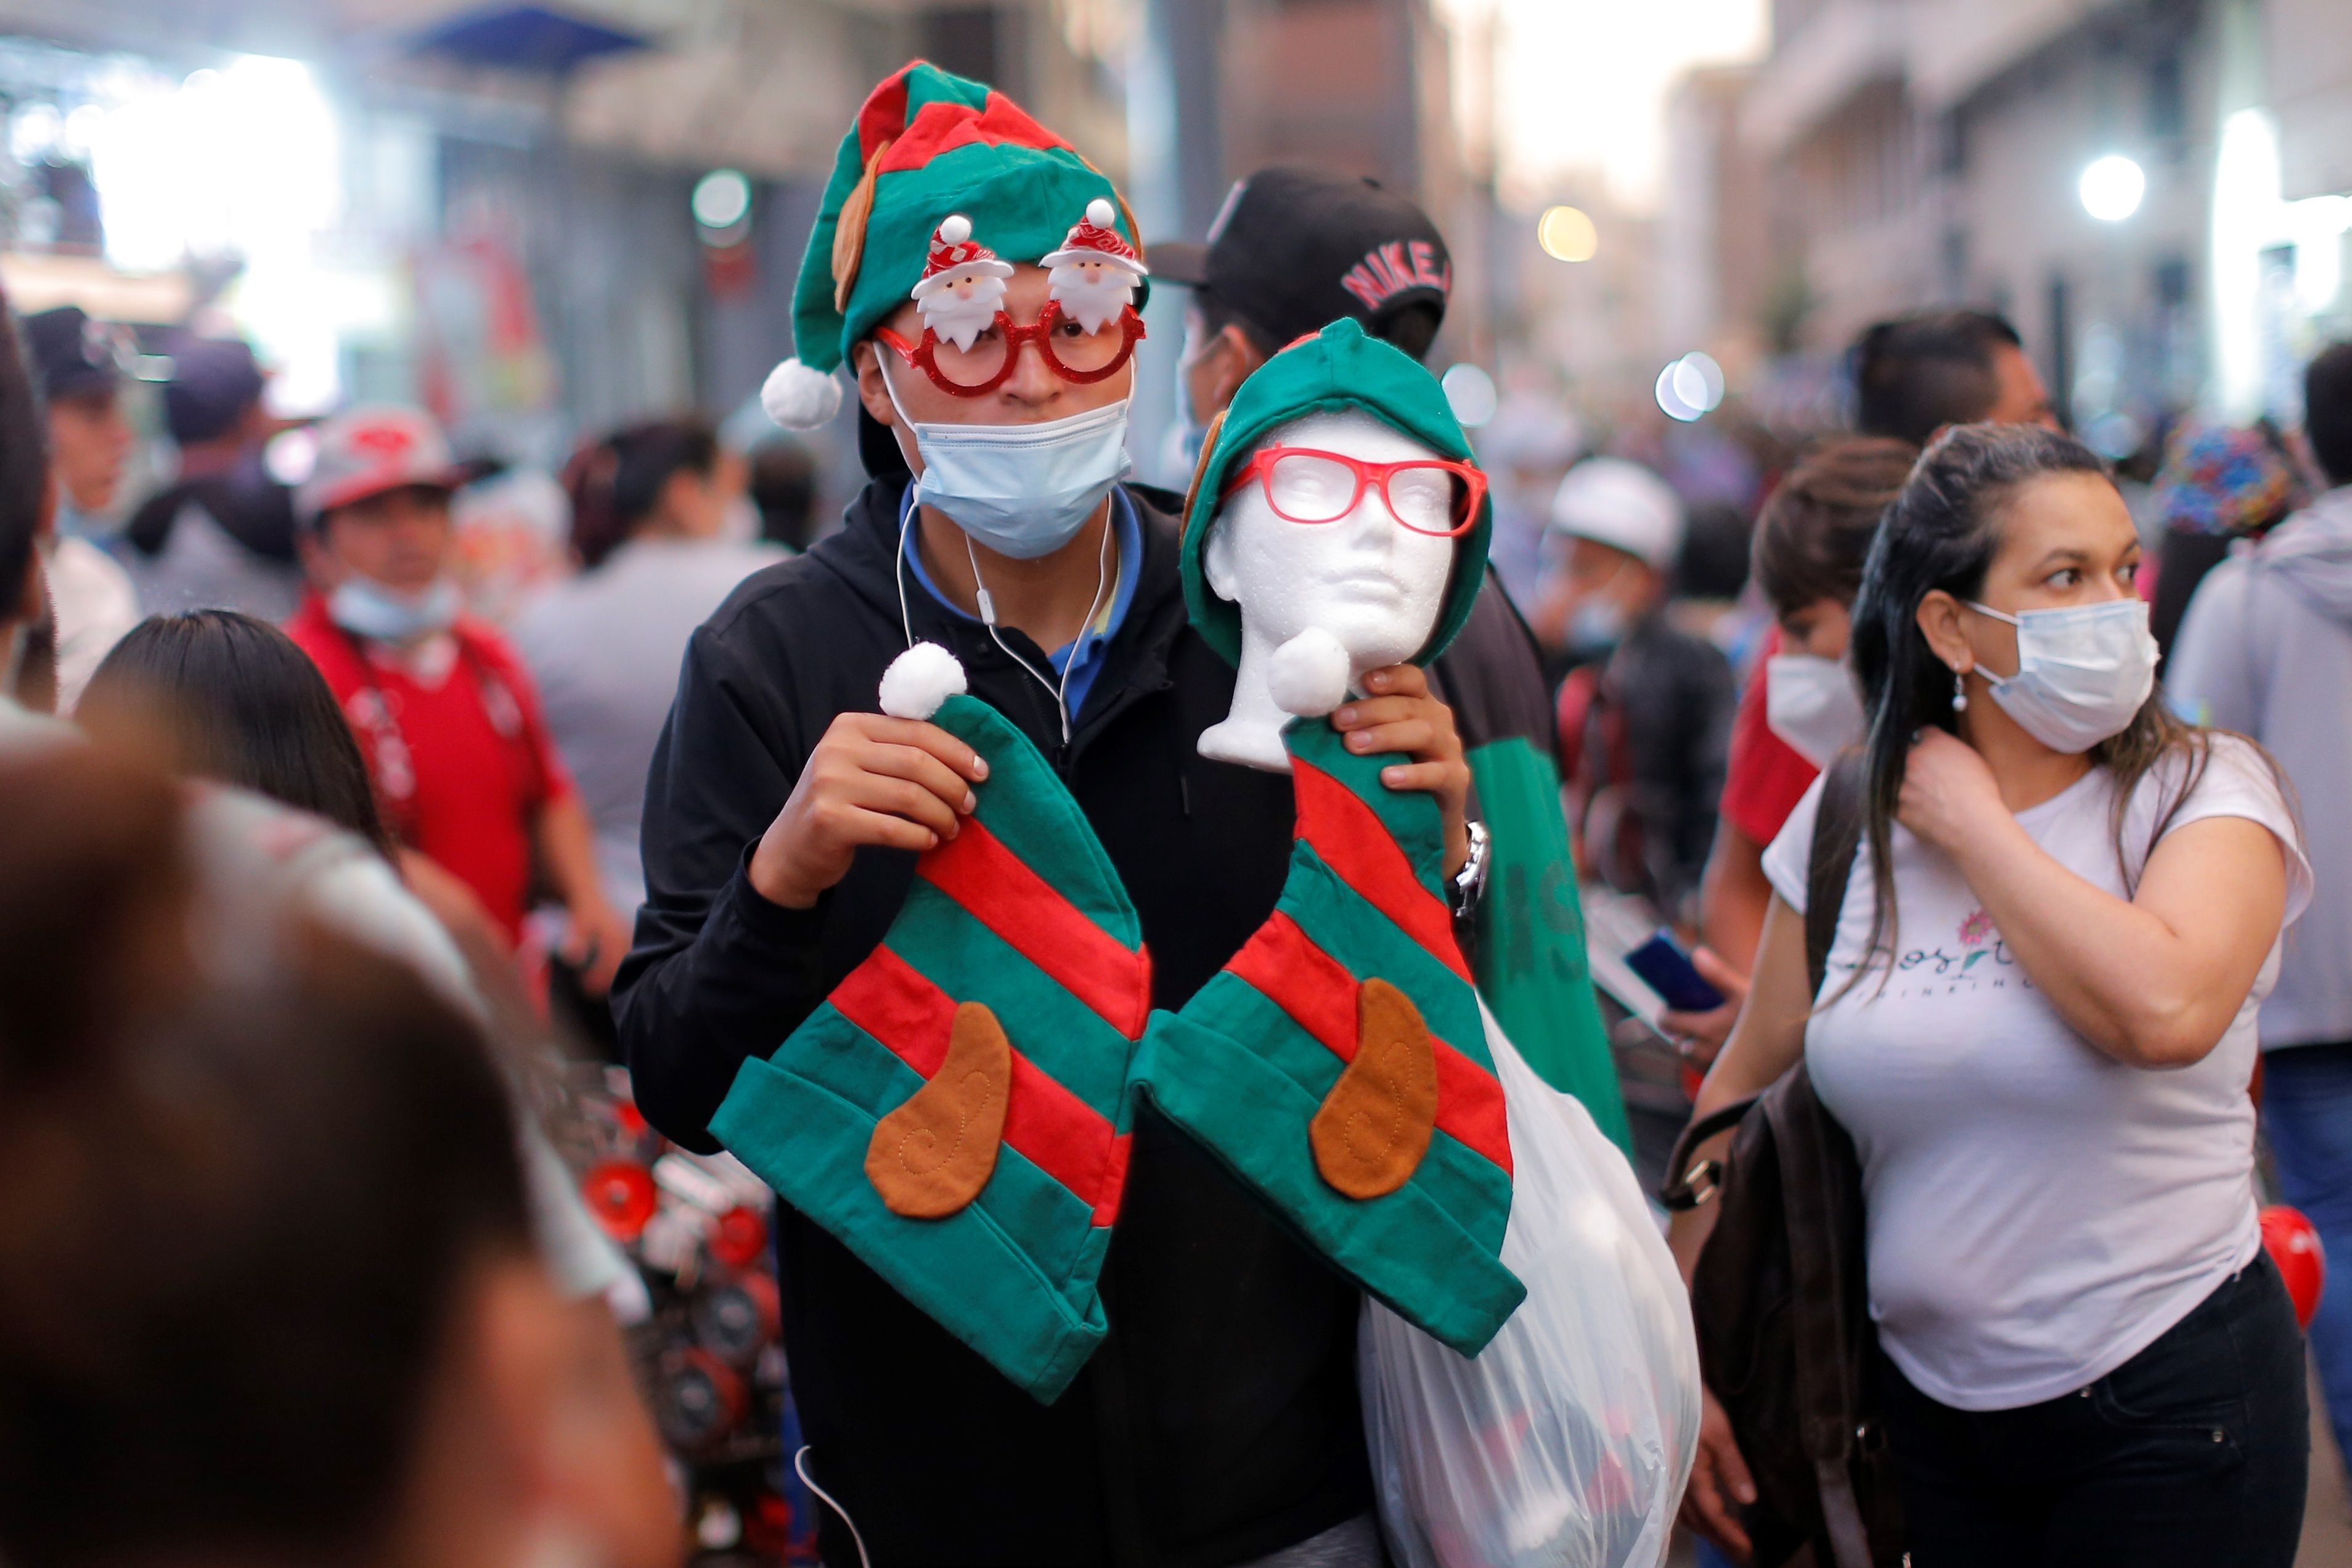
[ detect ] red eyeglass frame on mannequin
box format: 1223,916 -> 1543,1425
1219,445 -> 1490,538
876,303 -> 1148,397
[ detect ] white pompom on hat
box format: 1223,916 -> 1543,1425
761,357 -> 844,431
878,642 -> 969,722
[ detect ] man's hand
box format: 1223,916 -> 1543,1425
1658,945 -> 1751,1070
749,712 -> 989,910
1333,663 -> 1472,876
561,894 -> 635,997
1679,1387 -> 1757,1563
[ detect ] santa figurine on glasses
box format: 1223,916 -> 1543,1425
910,214 -> 1015,351
1042,198 -> 1147,333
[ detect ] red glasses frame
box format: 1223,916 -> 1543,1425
1220,445 -> 1489,538
876,303 -> 1147,396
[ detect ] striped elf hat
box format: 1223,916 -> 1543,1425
759,60 -> 1146,429
1136,716 -> 1523,1356
710,645 -> 1151,1402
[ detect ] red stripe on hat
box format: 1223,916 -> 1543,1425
855,65 -> 916,161
883,92 -> 1073,174
1225,913 -> 1511,1174
1291,757 -> 1470,983
918,817 -> 1151,1040
831,945 -> 1126,1219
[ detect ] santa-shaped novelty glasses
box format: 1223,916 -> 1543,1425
878,202 -> 1148,394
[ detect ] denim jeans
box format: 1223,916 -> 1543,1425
1877,1256 -> 2308,1567
2261,1039 -> 2352,1473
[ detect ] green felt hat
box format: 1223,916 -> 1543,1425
1179,318 -> 1492,667
759,60 -> 1146,428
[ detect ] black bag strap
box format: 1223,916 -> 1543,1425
1789,751 -> 1880,1568
1805,752 -> 1868,1002
1659,1093 -> 1758,1210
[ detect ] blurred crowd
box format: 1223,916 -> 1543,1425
6,57 -> 2352,1568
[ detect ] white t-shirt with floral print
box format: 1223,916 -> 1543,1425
1763,736 -> 2309,1411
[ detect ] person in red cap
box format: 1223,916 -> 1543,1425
285,405 -> 631,990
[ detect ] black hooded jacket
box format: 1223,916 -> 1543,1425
614,479 -> 1371,1568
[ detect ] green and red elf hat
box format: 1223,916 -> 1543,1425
760,60 -> 1149,429
1135,711 -> 1524,1358
709,644 -> 1152,1402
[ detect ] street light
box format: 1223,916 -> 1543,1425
1537,205 -> 1598,263
2079,155 -> 2146,222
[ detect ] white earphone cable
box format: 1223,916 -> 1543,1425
794,1446 -> 872,1568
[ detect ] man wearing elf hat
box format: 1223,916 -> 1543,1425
616,63 -> 1477,1566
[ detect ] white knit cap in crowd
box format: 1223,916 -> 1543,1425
1547,456 -> 1686,573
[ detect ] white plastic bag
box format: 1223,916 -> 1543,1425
1361,1002 -> 1701,1568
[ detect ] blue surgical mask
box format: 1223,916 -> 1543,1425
883,364 -> 1132,560
329,577 -> 462,643
1967,598 -> 2157,753
1569,594 -> 1628,658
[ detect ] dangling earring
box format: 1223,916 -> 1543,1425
1951,668 -> 1969,713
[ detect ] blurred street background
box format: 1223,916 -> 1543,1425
9,0 -> 2341,521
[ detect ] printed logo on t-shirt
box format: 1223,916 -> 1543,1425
1831,905 -> 2032,1000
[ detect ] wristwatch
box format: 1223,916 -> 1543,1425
1448,819 -> 1491,921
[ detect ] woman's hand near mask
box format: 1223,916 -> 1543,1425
750,713 -> 990,910
1333,663 -> 1472,876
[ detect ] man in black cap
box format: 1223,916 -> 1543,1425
21,306 -> 141,708
1154,166 -> 1630,1139
121,335 -> 304,623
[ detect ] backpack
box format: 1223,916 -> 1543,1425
1661,754 -> 1906,1568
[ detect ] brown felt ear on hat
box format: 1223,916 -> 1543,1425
832,137 -> 894,316
1310,978 -> 1439,1199
866,998 -> 1010,1219
1180,408 -> 1229,541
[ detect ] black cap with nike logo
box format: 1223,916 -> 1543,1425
1151,165 -> 1451,354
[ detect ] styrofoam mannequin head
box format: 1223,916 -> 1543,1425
1195,409 -> 1458,770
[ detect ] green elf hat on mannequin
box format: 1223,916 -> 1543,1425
759,59 -> 1151,430
1141,321 -> 1525,1358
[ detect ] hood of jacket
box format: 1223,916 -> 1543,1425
2253,485 -> 2352,626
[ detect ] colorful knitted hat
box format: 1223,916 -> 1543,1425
2152,419 -> 2309,537
709,646 -> 1153,1402
1179,317 -> 1492,667
761,61 -> 1146,429
1135,716 -> 1524,1356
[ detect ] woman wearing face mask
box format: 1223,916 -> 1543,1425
615,65 -> 1474,1568
1673,438 -> 1914,1051
1674,424 -> 2312,1567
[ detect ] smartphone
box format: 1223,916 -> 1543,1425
1625,929 -> 1726,1014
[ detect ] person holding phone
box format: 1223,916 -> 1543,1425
1674,423 -> 2311,1566
1674,438 -> 1916,1052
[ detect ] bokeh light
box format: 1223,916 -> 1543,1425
2079,154 -> 2146,222
1442,362 -> 1498,427
692,168 -> 751,232
1537,205 -> 1598,263
1654,351 -> 1723,422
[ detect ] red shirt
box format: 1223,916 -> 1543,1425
287,594 -> 573,938
1719,628 -> 1819,847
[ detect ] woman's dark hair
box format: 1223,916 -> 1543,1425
1844,423 -> 2211,993
1752,436 -> 1917,618
80,611 -> 393,856
0,745 -> 532,1568
562,415 -> 721,570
